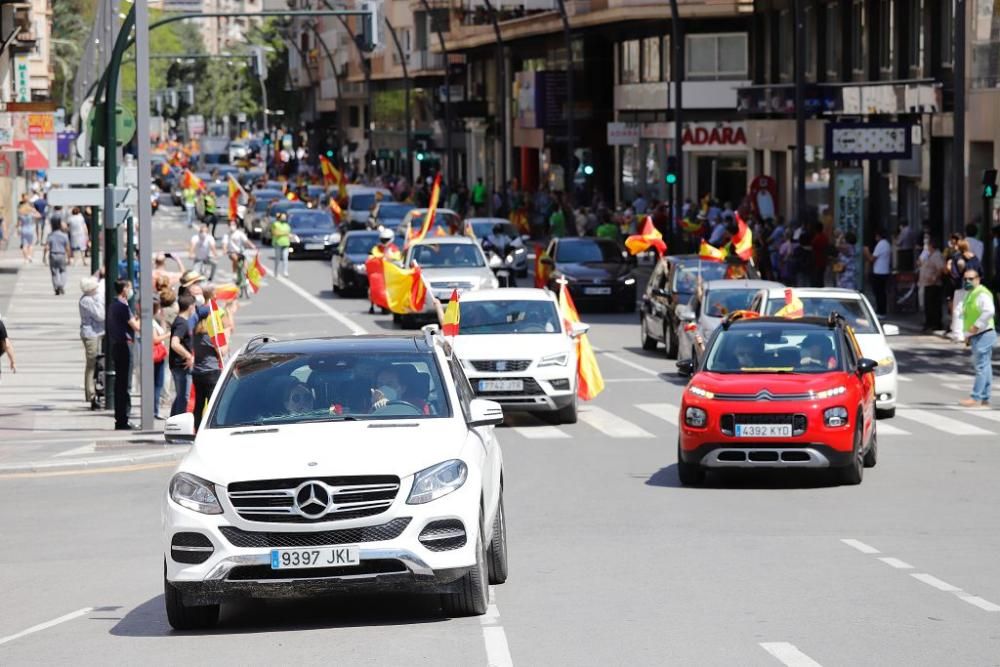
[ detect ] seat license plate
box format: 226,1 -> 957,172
735,424 -> 792,438
584,286 -> 612,295
479,379 -> 523,392
270,546 -> 360,569
304,243 -> 324,250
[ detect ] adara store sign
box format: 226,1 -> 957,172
680,122 -> 747,151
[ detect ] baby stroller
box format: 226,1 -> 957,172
93,351 -> 106,409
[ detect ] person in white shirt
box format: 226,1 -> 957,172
222,220 -> 256,275
868,230 -> 892,315
188,224 -> 217,281
965,223 -> 985,260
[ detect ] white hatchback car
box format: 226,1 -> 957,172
749,287 -> 900,417
451,288 -> 588,424
162,333 -> 507,629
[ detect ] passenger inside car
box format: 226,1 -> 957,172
800,334 -> 837,370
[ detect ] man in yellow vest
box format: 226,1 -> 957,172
959,268 -> 996,408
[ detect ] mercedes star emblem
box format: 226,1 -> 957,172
294,482 -> 331,518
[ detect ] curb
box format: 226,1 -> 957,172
0,447 -> 189,474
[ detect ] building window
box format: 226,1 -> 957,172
686,33 -> 748,80
940,0 -> 953,66
778,12 -> 793,81
621,40 -> 640,83
805,5 -> 817,81
349,106 -> 360,128
826,3 -> 842,79
642,37 -> 661,82
879,0 -> 894,71
851,0 -> 866,74
662,36 -> 671,80
908,0 -> 923,72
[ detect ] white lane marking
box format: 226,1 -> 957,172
943,383 -> 968,392
53,443 -> 97,458
878,557 -> 913,569
0,607 -> 94,647
593,348 -> 661,377
637,403 -> 679,426
896,375 -> 912,382
895,409 -> 992,435
875,422 -> 910,436
759,642 -> 824,667
511,425 -> 570,439
957,594 -> 1000,612
578,406 -> 654,438
840,538 -> 880,554
603,377 -> 662,383
275,275 -> 367,335
910,573 -> 962,592
481,586 -> 513,667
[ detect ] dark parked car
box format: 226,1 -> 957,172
286,209 -> 339,259
638,254 -> 729,358
542,237 -> 637,312
331,230 -> 380,295
367,202 -> 415,230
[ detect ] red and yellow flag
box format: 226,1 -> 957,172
205,299 -> 228,368
625,216 -> 667,257
442,289 -> 460,336
558,284 -> 604,401
227,174 -> 242,221
410,173 -> 442,244
731,213 -> 754,261
774,288 -> 804,318
181,169 -> 205,191
319,155 -> 337,187
246,254 -> 267,293
384,261 -> 427,314
160,161 -> 170,176
699,239 -> 727,262
329,197 -> 343,224
366,256 -> 389,309
214,283 -> 240,301
534,244 -> 551,289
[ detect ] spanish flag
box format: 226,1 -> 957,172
410,173 -> 442,244
442,289 -> 460,336
181,169 -> 205,191
699,239 -> 727,262
205,299 -> 228,368
624,216 -> 667,257
214,283 -> 240,301
366,255 -> 389,310
329,196 -> 343,224
227,174 -> 243,221
731,212 -> 754,261
384,261 -> 428,314
558,284 -> 603,401
160,161 -> 170,176
534,244 -> 551,289
774,288 -> 804,318
319,155 -> 337,187
246,254 -> 267,293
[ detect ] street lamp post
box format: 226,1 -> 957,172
480,0 -> 506,207
669,0 -> 683,245
554,0 -> 573,203
793,0 -> 807,232
419,0 -> 454,189
384,17 -> 414,185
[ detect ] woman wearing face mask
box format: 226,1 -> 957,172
371,367 -> 405,411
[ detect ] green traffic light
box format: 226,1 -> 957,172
583,164 -> 594,176
665,173 -> 677,185
325,150 -> 334,157
986,184 -> 995,198
416,151 -> 425,161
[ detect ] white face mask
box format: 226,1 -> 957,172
194,294 -> 205,306
377,385 -> 399,402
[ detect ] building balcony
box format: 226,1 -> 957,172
735,80 -> 943,117
411,50 -> 446,72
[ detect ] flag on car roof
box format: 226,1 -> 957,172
319,155 -> 337,187
775,288 -> 804,318
384,261 -> 428,314
442,289 -> 460,336
329,196 -> 343,224
410,173 -> 442,244
624,216 -> 667,257
731,212 -> 754,261
699,239 -> 727,262
246,254 -> 267,293
534,244 -> 552,289
558,284 -> 604,401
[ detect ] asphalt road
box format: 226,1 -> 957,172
2,203 -> 999,665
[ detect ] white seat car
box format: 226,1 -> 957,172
162,333 -> 507,629
451,288 -> 588,424
749,287 -> 900,417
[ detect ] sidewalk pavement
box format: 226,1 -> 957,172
0,247 -> 187,473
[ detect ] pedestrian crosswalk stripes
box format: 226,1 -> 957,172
636,403 -> 679,426
510,423 -> 571,440
875,423 -> 911,436
895,409 -> 994,435
578,405 -> 655,439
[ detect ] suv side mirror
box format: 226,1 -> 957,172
676,359 -> 696,377
569,321 -> 590,338
164,413 -> 196,443
856,358 -> 878,374
677,306 -> 697,322
468,398 -> 504,427
882,323 -> 900,336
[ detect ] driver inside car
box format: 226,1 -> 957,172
800,333 -> 837,370
371,367 -> 406,410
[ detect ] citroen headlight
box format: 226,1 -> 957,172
407,460 -> 468,505
169,473 -> 222,514
326,232 -> 341,245
875,357 -> 895,376
812,385 -> 846,399
824,406 -> 849,427
688,385 -> 715,399
354,263 -> 367,274
538,353 -> 569,367
685,407 -> 708,427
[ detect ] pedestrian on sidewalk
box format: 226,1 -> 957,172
169,294 -> 196,417
959,269 -> 996,408
43,222 -> 72,295
191,315 -> 227,430
152,301 -> 170,420
79,276 -> 104,409
66,207 -> 88,265
17,195 -> 40,264
946,240 -> 983,342
271,213 -> 291,278
183,186 -> 197,228
0,309 -> 14,381
108,279 -> 140,430
867,230 -> 892,316
917,236 -> 945,332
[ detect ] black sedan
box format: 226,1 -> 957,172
331,230 -> 380,295
367,202 -> 415,230
287,209 -> 340,259
543,237 -> 637,312
260,200 -> 308,244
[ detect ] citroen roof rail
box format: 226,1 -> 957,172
244,334 -> 279,354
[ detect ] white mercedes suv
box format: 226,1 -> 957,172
161,332 -> 507,629
451,288 -> 589,424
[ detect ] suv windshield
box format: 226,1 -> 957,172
344,234 -> 378,255
350,193 -> 378,210
377,203 -> 413,219
764,296 -> 878,333
705,325 -> 843,373
288,211 -> 334,230
210,350 -> 451,427
555,240 -> 621,263
410,243 -> 485,268
459,300 -> 561,334
672,262 -> 728,296
703,288 -> 758,317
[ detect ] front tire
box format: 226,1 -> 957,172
440,516 -> 489,616
556,397 -> 578,424
863,428 -> 878,468
487,494 -> 508,585
664,324 -> 679,359
676,439 -> 704,486
164,577 -> 219,630
640,316 -> 658,351
839,422 -> 865,485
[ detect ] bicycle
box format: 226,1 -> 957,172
231,251 -> 250,299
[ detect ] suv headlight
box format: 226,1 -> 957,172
875,357 -> 895,376
824,406 -> 849,427
290,233 -> 301,243
354,263 -> 367,274
169,473 -> 223,514
619,276 -> 636,285
407,460 -> 468,505
538,353 -> 568,367
685,407 -> 707,427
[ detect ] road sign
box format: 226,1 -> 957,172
48,188 -> 105,207
826,122 -> 913,160
49,166 -> 104,186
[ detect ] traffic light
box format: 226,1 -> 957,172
583,164 -> 594,176
325,149 -> 334,158
983,168 -> 998,199
263,135 -> 272,145
416,151 -> 426,161
665,155 -> 678,185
